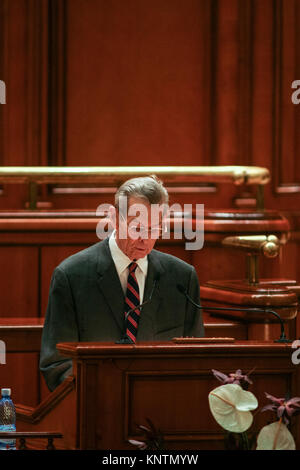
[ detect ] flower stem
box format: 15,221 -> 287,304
272,417 -> 282,450
241,432 -> 250,450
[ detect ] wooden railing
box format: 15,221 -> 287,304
0,432 -> 63,450
0,165 -> 270,209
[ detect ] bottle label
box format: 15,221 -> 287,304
0,425 -> 16,450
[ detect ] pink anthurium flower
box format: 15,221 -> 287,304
261,393 -> 300,425
212,369 -> 253,390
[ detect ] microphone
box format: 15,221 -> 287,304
116,274 -> 160,344
177,284 -> 292,343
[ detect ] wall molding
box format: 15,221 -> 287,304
273,0 -> 300,195
47,0 -> 67,167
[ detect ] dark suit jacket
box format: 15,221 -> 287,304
40,238 -> 204,391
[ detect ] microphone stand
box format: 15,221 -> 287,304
177,284 -> 293,344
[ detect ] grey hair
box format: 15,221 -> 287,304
115,175 -> 169,211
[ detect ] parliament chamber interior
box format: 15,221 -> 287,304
0,0 -> 300,452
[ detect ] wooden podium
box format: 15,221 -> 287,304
16,341 -> 300,450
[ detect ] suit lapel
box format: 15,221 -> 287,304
96,238 -> 125,332
137,250 -> 164,340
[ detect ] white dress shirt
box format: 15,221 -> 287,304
108,230 -> 148,303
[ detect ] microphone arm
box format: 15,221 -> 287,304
177,284 -> 292,344
116,274 -> 160,344
125,276 -> 159,321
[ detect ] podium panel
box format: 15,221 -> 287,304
16,341 -> 300,450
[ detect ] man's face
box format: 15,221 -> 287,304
114,197 -> 164,260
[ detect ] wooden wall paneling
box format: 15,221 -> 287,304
25,0 -> 49,168
0,246 -> 39,317
194,245 -> 246,285
64,0 -> 212,167
0,0 -> 300,213
0,0 -> 27,167
237,0 -> 254,168
45,0 -> 240,210
27,0 -> 50,208
259,239 -> 298,280
295,0 -> 300,184
48,0 -> 66,167
0,0 -> 49,209
215,0 -> 253,167
0,243 -> 40,407
215,0 -> 239,165
272,0 -> 300,206
0,352 -> 40,407
1,0 -> 288,211
0,246 -> 40,404
231,0 -> 256,207
251,0 -> 273,178
213,0 -> 245,209
209,0 -> 218,167
0,0 -> 6,173
297,239 -> 300,337
0,0 -> 28,209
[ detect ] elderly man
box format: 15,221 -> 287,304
40,175 -> 204,391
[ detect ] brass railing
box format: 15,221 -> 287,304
222,235 -> 281,285
0,165 -> 270,210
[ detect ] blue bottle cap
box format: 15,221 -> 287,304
1,388 -> 11,396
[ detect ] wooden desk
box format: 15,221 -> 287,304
15,341 -> 300,450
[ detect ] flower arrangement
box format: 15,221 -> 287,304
128,368 -> 300,451
209,368 -> 300,450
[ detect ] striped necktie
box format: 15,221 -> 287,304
125,262 -> 140,343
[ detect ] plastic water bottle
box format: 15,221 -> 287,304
0,388 -> 16,450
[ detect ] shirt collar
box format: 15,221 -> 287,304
108,230 -> 148,276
